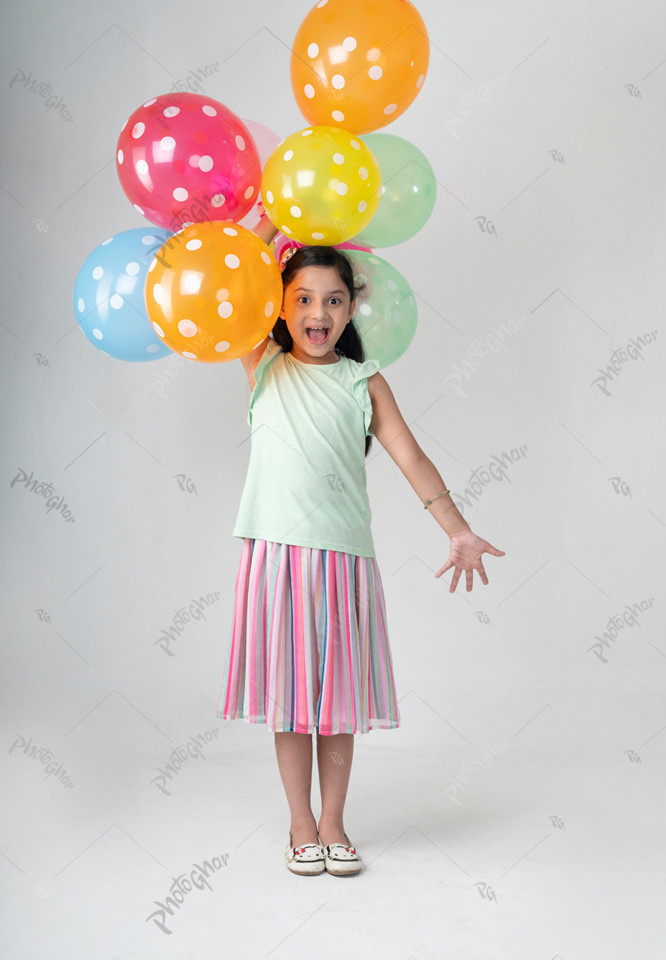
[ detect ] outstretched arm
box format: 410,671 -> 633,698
367,372 -> 506,592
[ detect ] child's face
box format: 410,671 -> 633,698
279,265 -> 355,366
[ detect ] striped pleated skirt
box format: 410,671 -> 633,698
217,538 -> 401,735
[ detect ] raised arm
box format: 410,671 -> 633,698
253,212 -> 279,246
239,213 -> 280,381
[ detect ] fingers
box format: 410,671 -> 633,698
437,562 -> 491,592
484,542 -> 506,556
436,549 -> 499,590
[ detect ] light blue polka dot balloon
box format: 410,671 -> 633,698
73,228 -> 175,361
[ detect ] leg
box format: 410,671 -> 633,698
274,732 -> 319,847
315,731 -> 354,847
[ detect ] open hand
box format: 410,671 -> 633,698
434,530 -> 506,593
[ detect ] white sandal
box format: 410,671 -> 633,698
284,831 -> 326,875
321,832 -> 363,876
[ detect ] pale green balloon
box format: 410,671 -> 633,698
352,134 -> 437,248
348,250 -> 417,367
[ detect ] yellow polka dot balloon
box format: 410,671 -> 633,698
261,126 -> 382,245
144,221 -> 283,363
290,0 -> 430,135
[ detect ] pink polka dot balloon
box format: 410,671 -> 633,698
116,92 -> 262,232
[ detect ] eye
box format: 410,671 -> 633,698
295,295 -> 343,305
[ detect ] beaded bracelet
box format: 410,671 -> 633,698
423,489 -> 450,509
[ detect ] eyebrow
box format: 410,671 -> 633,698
293,287 -> 346,295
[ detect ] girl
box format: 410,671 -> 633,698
217,215 -> 505,877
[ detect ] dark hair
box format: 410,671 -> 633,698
272,245 -> 374,457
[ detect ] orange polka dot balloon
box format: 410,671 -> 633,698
144,221 -> 283,363
261,125 -> 382,245
290,0 -> 429,135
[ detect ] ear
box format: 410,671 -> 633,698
348,297 -> 356,321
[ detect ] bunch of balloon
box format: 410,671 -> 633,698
236,118 -> 283,232
259,0 -> 433,366
73,91 -> 284,362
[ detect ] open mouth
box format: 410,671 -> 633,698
306,326 -> 330,344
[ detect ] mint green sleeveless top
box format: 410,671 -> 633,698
233,338 -> 380,557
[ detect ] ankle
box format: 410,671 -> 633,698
317,817 -> 347,845
318,815 -> 344,831
289,816 -> 318,846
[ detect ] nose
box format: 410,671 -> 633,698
306,298 -> 329,320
